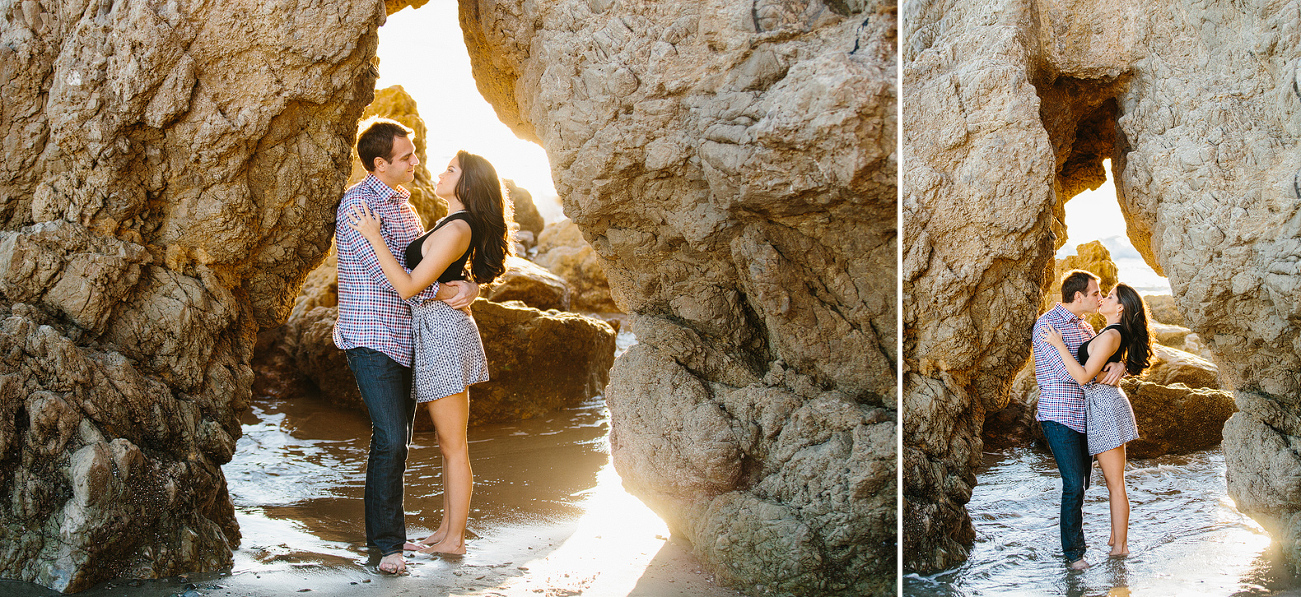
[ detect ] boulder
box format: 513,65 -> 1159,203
532,219 -> 620,313
469,299 -> 616,423
1143,344 -> 1219,390
482,256 -> 572,311
1144,294 -> 1186,327
504,179 -> 545,247
461,0 -> 899,592
1124,377 -> 1236,460
1150,321 -> 1193,349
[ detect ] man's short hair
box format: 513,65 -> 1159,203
357,118 -> 414,172
1060,269 -> 1100,304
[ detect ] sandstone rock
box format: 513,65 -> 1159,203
482,256 -> 572,311
462,0 -> 898,592
1143,343 -> 1219,389
385,0 -> 429,15
349,85 -> 448,228
1124,377 -> 1236,459
905,0 -> 1301,572
531,219 -> 619,313
1150,321 -> 1192,348
504,179 -> 544,247
0,0 -> 382,590
1144,294 -> 1186,327
470,299 -> 616,422
980,364 -> 1043,450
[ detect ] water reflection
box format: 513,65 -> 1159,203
223,393 -> 610,571
905,447 -> 1300,596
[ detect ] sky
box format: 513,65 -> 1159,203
375,2 -> 565,223
1057,160 -> 1171,295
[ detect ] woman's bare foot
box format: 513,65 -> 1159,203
1109,546 -> 1129,557
1068,558 -> 1091,571
403,531 -> 447,551
377,552 -> 407,574
417,537 -> 466,555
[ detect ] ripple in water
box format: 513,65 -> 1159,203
906,447 -> 1300,596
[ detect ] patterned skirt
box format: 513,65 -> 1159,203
1084,383 -> 1140,456
410,299 -> 489,403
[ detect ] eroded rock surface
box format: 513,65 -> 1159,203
905,0 -> 1301,573
482,255 -> 572,311
1125,377 -> 1236,459
531,219 -> 618,313
0,0 -> 384,590
462,0 -> 898,593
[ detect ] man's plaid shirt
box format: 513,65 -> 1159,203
1033,303 -> 1095,433
332,174 -> 439,367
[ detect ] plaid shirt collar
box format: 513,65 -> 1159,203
360,174 -> 410,205
1053,303 -> 1089,326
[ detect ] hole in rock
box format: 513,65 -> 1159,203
1057,159 -> 1170,297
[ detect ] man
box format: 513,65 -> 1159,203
333,119 -> 478,574
1032,269 -> 1124,571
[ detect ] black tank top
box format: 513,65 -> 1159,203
405,211 -> 474,283
1077,323 -> 1125,365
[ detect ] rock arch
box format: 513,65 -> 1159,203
904,0 -> 1301,574
1,0 -> 897,594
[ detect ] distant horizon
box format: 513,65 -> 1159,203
376,4 -> 566,224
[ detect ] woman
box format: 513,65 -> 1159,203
348,150 -> 511,555
1041,282 -> 1152,558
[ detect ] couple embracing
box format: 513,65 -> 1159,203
332,119 -> 512,574
1033,269 -> 1155,571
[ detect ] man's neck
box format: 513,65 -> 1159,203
371,173 -> 404,194
1061,302 -> 1090,319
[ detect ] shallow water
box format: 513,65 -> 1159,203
905,447 -> 1301,597
4,330 -> 741,596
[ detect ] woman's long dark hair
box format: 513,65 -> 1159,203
1113,282 -> 1153,376
454,150 -> 512,284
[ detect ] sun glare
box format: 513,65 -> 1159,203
376,4 -> 566,224
1058,160 -> 1171,295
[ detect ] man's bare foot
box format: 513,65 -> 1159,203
417,538 -> 466,555
1068,558 -> 1091,571
377,552 -> 407,574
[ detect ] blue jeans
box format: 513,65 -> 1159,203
346,347 -> 417,557
1041,420 -> 1092,562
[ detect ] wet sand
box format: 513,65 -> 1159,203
5,368 -> 742,597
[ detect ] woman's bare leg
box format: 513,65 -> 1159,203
1096,444 -> 1129,556
405,407 -> 450,550
418,390 -> 472,555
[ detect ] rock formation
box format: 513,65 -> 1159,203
1124,377 -> 1236,459
504,179 -> 544,249
482,255 -> 572,311
531,219 -> 619,313
461,1 -> 898,594
0,0 -> 386,590
905,0 -> 1301,573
